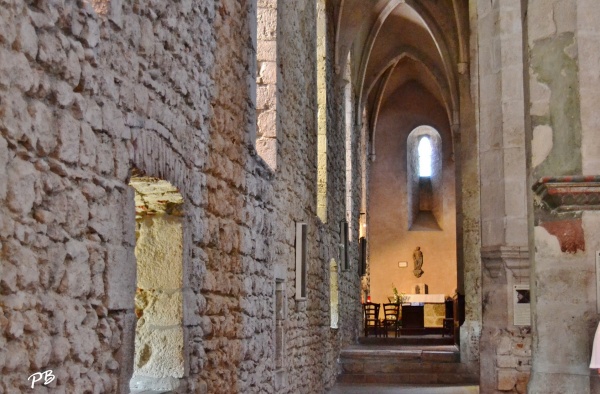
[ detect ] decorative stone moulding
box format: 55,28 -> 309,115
533,175 -> 600,212
481,245 -> 529,279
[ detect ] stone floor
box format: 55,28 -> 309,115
327,383 -> 480,394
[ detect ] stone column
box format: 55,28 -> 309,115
526,0 -> 600,392
476,0 -> 531,392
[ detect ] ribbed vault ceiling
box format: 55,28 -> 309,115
333,0 -> 468,144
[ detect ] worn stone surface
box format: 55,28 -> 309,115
2,0 -> 599,393
0,1 -> 361,393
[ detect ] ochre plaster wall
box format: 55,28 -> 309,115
368,83 -> 456,305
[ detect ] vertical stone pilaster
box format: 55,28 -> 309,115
476,0 -> 532,391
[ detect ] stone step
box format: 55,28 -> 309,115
338,345 -> 478,386
358,336 -> 455,346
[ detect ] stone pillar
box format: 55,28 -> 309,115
476,0 -> 531,391
256,0 -> 278,169
526,0 -> 600,392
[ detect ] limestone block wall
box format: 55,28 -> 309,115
0,1 -> 362,393
268,1 -> 362,391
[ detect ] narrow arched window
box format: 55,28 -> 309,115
418,136 -> 432,177
407,127 -> 442,230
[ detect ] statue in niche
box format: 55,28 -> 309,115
413,246 -> 424,278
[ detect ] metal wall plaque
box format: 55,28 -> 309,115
513,284 -> 531,326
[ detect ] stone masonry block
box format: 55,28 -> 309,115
106,245 -> 136,310
498,370 -> 517,391
0,135 -> 8,200
57,112 -> 81,164
258,61 -> 277,85
257,110 -> 276,138
116,311 -> 136,394
257,8 -> 277,40
257,40 -> 276,62
16,18 -> 39,60
7,157 -> 37,215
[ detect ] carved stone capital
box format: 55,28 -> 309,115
533,175 -> 600,212
481,245 -> 529,279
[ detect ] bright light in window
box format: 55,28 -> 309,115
418,136 -> 432,177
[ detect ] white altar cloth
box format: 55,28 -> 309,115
403,294 -> 445,303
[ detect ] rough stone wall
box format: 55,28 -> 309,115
0,1 -> 361,393
0,0 -> 218,391
268,1 -> 362,391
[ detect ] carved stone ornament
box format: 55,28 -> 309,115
533,175 -> 600,212
481,246 -> 529,279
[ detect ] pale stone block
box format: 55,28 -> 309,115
503,178 -> 526,217
102,101 -> 128,138
30,332 -> 52,369
139,18 -> 155,56
7,157 -> 36,215
497,336 -> 512,355
257,110 -> 276,138
257,8 -> 277,40
96,137 -> 114,175
116,312 -> 136,393
79,123 -> 97,167
65,189 -> 90,237
85,99 -> 103,130
65,50 -> 82,87
256,84 -> 276,110
106,245 -> 136,310
29,100 -> 58,155
257,40 -> 276,62
258,61 -> 277,85
505,218 -> 527,246
83,17 -> 100,48
497,355 -> 518,368
554,0 -> 576,35
258,0 -> 277,9
182,289 -> 203,326
481,218 -> 505,247
57,112 -> 81,164
531,125 -> 552,168
133,323 -> 184,378
1,89 -> 31,142
16,18 -> 38,60
109,0 -> 124,28
136,215 -> 183,290
137,289 -> 183,326
51,336 -> 71,363
256,138 -> 277,170
0,135 -> 7,200
498,370 -> 517,390
528,0 -> 557,46
0,48 -> 34,92
59,240 -> 91,298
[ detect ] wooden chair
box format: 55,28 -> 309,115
363,302 -> 381,337
382,303 -> 401,337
